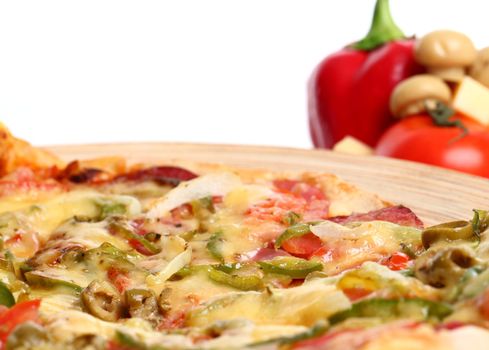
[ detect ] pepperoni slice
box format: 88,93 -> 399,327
329,205 -> 424,228
115,166 -> 198,186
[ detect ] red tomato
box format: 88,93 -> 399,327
292,328 -> 360,349
4,231 -> 40,259
342,288 -> 373,301
247,179 -> 329,224
381,251 -> 410,271
107,267 -> 130,293
273,179 -> 326,201
477,288 -> 489,320
106,342 -> 132,350
0,300 -> 41,349
281,233 -> 324,258
375,115 -> 489,178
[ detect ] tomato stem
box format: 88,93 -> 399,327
425,101 -> 468,142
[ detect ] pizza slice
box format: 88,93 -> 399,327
0,125 -> 487,349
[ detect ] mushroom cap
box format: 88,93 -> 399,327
415,30 -> 477,67
469,47 -> 489,88
390,74 -> 452,118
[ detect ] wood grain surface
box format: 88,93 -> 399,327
47,142 -> 489,226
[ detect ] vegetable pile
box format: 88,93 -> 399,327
308,0 -> 489,178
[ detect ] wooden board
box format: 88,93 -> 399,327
47,142 -> 489,226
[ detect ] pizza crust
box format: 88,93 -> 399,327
0,123 -> 64,176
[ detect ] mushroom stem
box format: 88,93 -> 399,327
353,0 -> 406,51
428,67 -> 466,82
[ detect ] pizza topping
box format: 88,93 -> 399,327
247,179 -> 329,224
124,288 -> 161,325
108,218 -> 160,255
0,282 -> 14,307
329,298 -> 453,325
5,322 -> 50,350
280,233 -> 325,259
0,299 -> 41,349
329,205 -> 424,229
114,166 -> 198,186
422,209 -> 488,249
146,172 -> 242,219
24,270 -> 83,293
381,251 -> 411,271
81,280 -> 124,322
274,223 -> 311,249
206,232 -> 225,262
258,256 -> 323,279
0,167 -> 63,198
246,247 -> 291,262
414,245 -> 478,289
58,160 -> 106,184
207,266 -> 264,291
310,220 -> 423,271
188,280 -> 351,327
146,247 -> 192,295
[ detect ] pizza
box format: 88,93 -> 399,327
0,124 -> 488,350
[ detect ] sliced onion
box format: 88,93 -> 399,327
146,247 -> 192,294
146,172 -> 241,219
310,220 -> 359,241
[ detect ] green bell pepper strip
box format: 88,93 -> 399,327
114,330 -> 169,350
422,209 -> 489,249
274,223 -> 310,249
250,320 -> 328,347
208,267 -> 264,291
24,271 -> 83,293
258,256 -> 323,279
108,220 -> 160,255
282,211 -> 301,226
114,331 -> 147,350
329,298 -> 453,325
0,281 -> 15,307
206,232 -> 225,262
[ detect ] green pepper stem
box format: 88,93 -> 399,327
352,0 -> 405,51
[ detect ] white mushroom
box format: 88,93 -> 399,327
389,74 -> 452,118
469,47 -> 489,88
415,30 -> 477,82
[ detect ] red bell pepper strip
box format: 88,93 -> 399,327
0,299 -> 41,349
308,0 -> 423,148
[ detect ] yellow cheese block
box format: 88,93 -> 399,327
333,136 -> 373,155
453,76 -> 489,125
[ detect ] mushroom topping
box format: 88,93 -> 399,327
390,75 -> 452,118
469,47 -> 489,88
415,30 -> 477,82
414,245 -> 477,288
124,288 -> 161,325
81,280 -> 123,322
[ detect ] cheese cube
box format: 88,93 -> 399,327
453,76 -> 489,125
333,136 -> 373,155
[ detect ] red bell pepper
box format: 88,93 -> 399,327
308,0 -> 423,148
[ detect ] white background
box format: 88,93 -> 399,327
0,0 -> 487,148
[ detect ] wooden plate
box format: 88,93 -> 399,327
47,143 -> 489,226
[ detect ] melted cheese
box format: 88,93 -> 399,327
0,190 -> 141,241
147,172 -> 242,219
189,279 -> 350,327
44,310 -> 193,348
56,220 -> 131,251
311,221 -> 421,273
